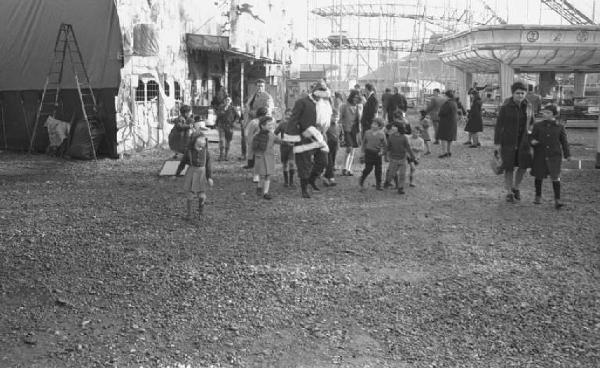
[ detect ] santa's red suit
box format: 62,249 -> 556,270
284,89 -> 332,198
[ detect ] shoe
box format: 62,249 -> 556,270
289,183 -> 296,189
506,193 -> 515,203
433,141 -> 440,145
512,188 -> 521,201
346,171 -> 354,176
283,182 -> 289,188
424,151 -> 431,155
308,178 -> 320,191
409,183 -> 416,187
263,193 -> 272,200
375,185 -> 383,191
469,144 -> 478,148
302,191 -> 311,199
327,181 -> 337,187
341,169 -> 348,176
555,200 -> 564,210
448,152 -> 452,157
463,141 -> 472,145
476,143 -> 481,147
397,188 -> 405,194
383,182 -> 392,189
438,153 -> 449,158
533,196 -> 541,204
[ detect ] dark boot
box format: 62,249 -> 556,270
553,180 -> 563,209
393,176 -> 399,189
308,174 -> 320,191
224,148 -> 229,161
300,179 -> 310,198
283,171 -> 289,187
289,169 -> 296,188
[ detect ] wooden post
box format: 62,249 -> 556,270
224,57 -> 229,96
240,62 -> 245,110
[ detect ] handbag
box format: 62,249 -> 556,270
490,150 -> 504,175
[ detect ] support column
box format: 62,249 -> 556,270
224,57 -> 229,96
240,62 -> 245,110
454,68 -> 468,109
574,72 -> 586,97
499,62 -> 515,100
596,116 -> 600,169
539,71 -> 556,99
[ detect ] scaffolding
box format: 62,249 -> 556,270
540,0 -> 595,25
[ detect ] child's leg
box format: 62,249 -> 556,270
551,173 -> 563,208
257,175 -> 263,195
186,193 -> 194,219
360,156 -> 374,187
424,140 -> 431,154
288,156 -> 296,187
397,160 -> 408,190
534,178 -> 543,203
263,175 -> 271,195
374,156 -> 383,188
409,162 -> 416,186
198,192 -> 207,214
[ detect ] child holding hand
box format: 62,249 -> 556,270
408,126 -> 425,187
359,118 -> 387,191
529,104 -> 570,209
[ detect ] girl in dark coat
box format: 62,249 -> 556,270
437,90 -> 458,158
465,90 -> 483,147
494,82 -> 535,203
529,104 -> 570,209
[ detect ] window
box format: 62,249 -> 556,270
163,81 -> 170,97
174,81 -> 181,101
135,78 -> 160,102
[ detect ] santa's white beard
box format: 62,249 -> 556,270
315,99 -> 332,134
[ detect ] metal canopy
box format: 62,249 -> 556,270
309,37 -> 442,53
440,25 -> 600,73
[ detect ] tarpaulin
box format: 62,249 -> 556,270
186,34 -> 229,52
0,0 -> 122,91
133,24 -> 159,56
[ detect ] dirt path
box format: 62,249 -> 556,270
1,127 -> 599,367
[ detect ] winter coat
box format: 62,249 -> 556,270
437,99 -> 458,141
339,103 -> 360,133
360,93 -> 378,131
529,119 -> 570,179
253,131 -> 280,176
465,97 -> 483,133
425,95 -> 445,121
494,97 -> 535,170
387,93 -> 408,121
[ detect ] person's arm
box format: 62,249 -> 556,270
559,125 -> 570,159
205,149 -> 212,179
494,107 -> 504,147
529,124 -> 539,146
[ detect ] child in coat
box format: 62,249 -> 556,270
383,122 -> 414,194
176,131 -> 214,219
408,126 -> 425,187
529,104 -> 570,209
252,116 -> 281,199
359,118 -> 387,191
418,109 -> 432,154
274,108 -> 296,188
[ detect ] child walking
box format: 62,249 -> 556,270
408,126 -> 425,187
252,116 -> 281,199
359,118 -> 387,191
529,104 -> 570,209
176,131 -> 214,219
274,109 -> 296,188
383,122 -> 414,194
418,109 -> 432,154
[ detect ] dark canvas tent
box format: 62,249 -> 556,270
0,0 -> 122,157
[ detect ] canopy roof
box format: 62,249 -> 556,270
0,0 -> 122,91
440,25 -> 600,73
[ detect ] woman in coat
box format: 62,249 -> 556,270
437,90 -> 458,158
339,89 -> 362,176
494,81 -> 535,202
464,90 -> 483,147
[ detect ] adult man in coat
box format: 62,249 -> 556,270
494,81 -> 535,203
425,88 -> 446,144
360,83 -> 378,132
386,86 -> 408,123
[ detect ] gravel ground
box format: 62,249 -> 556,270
1,125 -> 599,368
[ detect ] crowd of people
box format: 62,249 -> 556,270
171,79 -> 571,219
